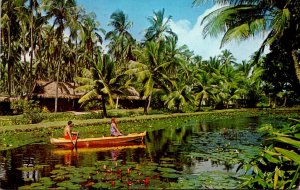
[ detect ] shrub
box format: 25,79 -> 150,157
11,100 -> 42,124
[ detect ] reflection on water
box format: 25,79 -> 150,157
0,117 -> 264,189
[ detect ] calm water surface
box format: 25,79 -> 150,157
0,117 -> 265,189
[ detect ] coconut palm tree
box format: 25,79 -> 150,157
125,40 -> 175,114
80,12 -> 104,68
1,0 -> 23,96
219,49 -> 236,67
41,0 -> 76,112
75,53 -> 115,118
193,0 -> 300,82
145,8 -> 176,42
105,10 -> 133,66
192,71 -> 214,110
162,80 -> 194,112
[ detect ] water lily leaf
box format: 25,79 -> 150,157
39,177 -> 54,187
159,163 -> 176,167
92,182 -> 112,189
57,181 -> 81,189
157,167 -> 177,173
19,185 -> 34,190
70,176 -> 86,183
161,172 -> 180,178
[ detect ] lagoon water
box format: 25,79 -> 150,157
0,117 -> 267,189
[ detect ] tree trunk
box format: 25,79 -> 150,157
101,97 -> 107,118
8,59 -> 12,96
291,50 -> 300,83
144,96 -> 150,115
28,8 -> 34,98
55,38 -> 63,113
115,97 -> 119,109
147,95 -> 152,112
197,94 -> 203,111
282,96 -> 287,107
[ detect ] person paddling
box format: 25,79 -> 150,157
64,121 -> 79,145
110,117 -> 123,136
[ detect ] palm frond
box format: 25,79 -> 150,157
78,89 -> 98,103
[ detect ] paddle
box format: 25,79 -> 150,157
72,132 -> 79,149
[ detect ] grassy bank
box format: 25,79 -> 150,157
0,107 -> 299,151
0,107 -> 299,133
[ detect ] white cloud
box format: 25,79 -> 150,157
170,5 -> 267,62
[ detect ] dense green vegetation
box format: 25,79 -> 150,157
0,0 -> 299,115
1,0 -> 300,189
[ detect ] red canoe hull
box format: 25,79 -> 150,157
50,131 -> 146,148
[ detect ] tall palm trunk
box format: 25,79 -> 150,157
28,2 -> 35,98
197,94 -> 203,111
55,34 -> 63,112
8,58 -> 13,96
291,50 -> 300,83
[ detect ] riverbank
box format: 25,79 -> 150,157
0,107 -> 299,133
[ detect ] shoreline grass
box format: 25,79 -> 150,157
0,107 -> 299,133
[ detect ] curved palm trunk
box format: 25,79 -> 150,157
144,95 -> 151,115
291,50 -> 300,83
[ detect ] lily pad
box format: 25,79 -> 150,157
157,167 -> 177,173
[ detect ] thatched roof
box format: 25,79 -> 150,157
32,80 -> 145,100
32,80 -> 84,99
0,96 -> 20,102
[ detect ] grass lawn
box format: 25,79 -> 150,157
0,107 -> 299,133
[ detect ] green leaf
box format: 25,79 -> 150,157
272,136 -> 300,149
274,166 -> 279,189
274,147 -> 300,164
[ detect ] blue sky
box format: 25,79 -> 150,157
76,0 -> 265,62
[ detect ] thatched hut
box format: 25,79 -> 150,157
31,80 -> 145,112
31,80 -> 84,112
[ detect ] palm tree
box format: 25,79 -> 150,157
75,54 -> 115,118
125,40 -> 175,114
192,71 -> 213,111
41,0 -> 76,112
105,10 -> 133,65
80,12 -> 104,68
1,0 -> 23,96
162,81 -> 193,112
145,8 -> 176,42
219,49 -> 236,67
193,0 -> 300,82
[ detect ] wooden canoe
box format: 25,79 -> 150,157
50,131 -> 146,148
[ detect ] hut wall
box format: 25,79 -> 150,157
0,102 -> 12,115
118,99 -> 145,109
35,98 -> 83,112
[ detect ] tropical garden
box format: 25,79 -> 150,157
0,0 -> 300,189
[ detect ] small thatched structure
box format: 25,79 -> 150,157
31,80 -> 84,111
32,80 -> 84,99
31,80 -> 145,111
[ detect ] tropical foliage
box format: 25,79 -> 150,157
0,0 -> 299,114
239,119 -> 300,189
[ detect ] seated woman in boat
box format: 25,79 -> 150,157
110,117 -> 123,136
64,121 -> 79,141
